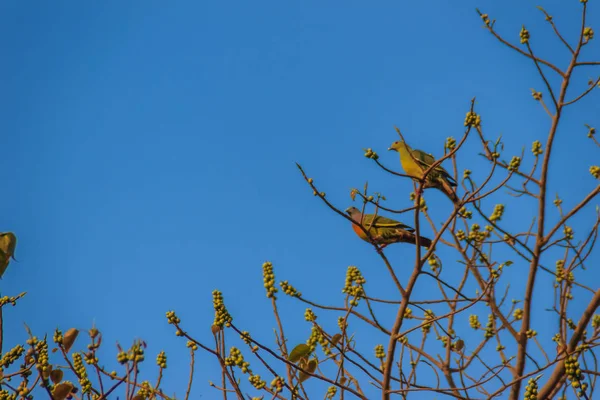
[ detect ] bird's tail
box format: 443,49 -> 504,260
440,179 -> 460,204
407,233 -> 433,248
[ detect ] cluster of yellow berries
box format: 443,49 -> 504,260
337,316 -> 347,331
555,260 -> 574,283
469,315 -> 481,330
0,344 -> 25,368
524,378 -> 538,400
131,342 -> 145,363
590,165 -> 600,179
531,140 -> 543,156
409,192 -> 427,211
439,335 -> 450,348
592,314 -> 600,329
156,350 -> 167,368
0,390 -> 17,400
563,226 -> 574,240
480,13 -> 490,26
508,156 -> 521,172
552,333 -> 562,344
53,328 -> 63,345
567,318 -> 577,330
404,307 -> 413,319
225,346 -> 251,374
34,339 -> 50,374
186,340 -> 198,351
513,308 -> 523,320
249,374 -> 266,389
418,196 -> 427,212
326,386 -> 337,399
531,90 -> 542,101
117,350 -> 128,364
72,352 -> 92,393
212,290 -> 232,328
279,280 -> 301,297
565,354 -> 588,394
422,310 -> 435,333
240,331 -> 252,346
304,308 -> 317,322
464,111 -> 481,128
15,382 -> 29,398
342,266 -> 366,306
503,234 -> 516,245
0,295 -> 22,307
270,376 -> 285,393
584,27 -> 594,40
445,137 -> 456,150
135,381 -> 153,399
165,310 -> 180,325
262,262 -> 278,299
84,351 -> 98,366
496,344 -> 505,351
520,26 -> 530,44
586,125 -> 596,138
463,169 -> 471,179
489,204 -> 505,222
468,224 -> 492,243
306,326 -> 330,355
553,196 -> 563,207
458,206 -> 472,219
117,342 -> 145,365
375,344 -> 385,359
555,260 -> 565,282
428,255 -> 439,272
363,148 -> 379,160
526,329 -> 537,338
484,315 -> 495,339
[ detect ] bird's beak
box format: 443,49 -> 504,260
344,207 -> 352,215
387,147 -> 394,151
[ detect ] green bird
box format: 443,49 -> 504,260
388,140 -> 459,203
345,207 -> 432,248
0,232 -> 17,279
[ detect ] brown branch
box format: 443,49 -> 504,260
476,9 -> 565,77
510,4 -> 588,398
543,185 -> 600,244
538,290 -> 600,398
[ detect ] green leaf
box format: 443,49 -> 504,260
331,334 -> 342,347
288,344 -> 311,363
299,358 -> 317,383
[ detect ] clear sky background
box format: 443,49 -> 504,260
1,0 -> 598,398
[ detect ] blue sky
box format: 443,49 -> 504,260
1,0 -> 598,398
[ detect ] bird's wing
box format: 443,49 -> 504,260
363,215 -> 415,232
411,149 -> 457,186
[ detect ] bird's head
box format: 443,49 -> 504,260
388,140 -> 410,152
345,207 -> 361,217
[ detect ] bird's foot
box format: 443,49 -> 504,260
377,244 -> 388,252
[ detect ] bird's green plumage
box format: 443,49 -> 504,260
359,214 -> 414,231
389,140 -> 458,203
0,232 -> 17,279
344,207 -> 431,248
